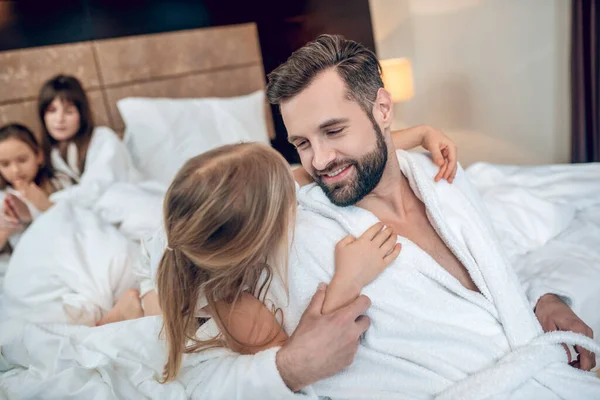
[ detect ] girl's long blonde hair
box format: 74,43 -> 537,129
156,142 -> 296,382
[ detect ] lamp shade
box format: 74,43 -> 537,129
380,58 -> 414,102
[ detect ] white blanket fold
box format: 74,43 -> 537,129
0,317 -> 187,400
1,202 -> 139,326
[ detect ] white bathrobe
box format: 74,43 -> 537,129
282,150 -> 600,399
49,126 -> 143,209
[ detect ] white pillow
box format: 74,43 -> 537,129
118,90 -> 270,186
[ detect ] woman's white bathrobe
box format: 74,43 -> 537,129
49,126 -> 143,209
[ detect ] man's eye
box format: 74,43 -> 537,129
327,128 -> 343,136
296,141 -> 308,149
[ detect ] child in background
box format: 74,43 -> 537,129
0,123 -> 68,251
38,75 -> 140,208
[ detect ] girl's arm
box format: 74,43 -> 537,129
209,223 -> 400,353
391,125 -> 458,183
390,125 -> 430,151
14,182 -> 53,212
211,292 -> 288,355
293,167 -> 313,186
322,222 -> 401,314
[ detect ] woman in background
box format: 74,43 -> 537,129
38,75 -> 141,208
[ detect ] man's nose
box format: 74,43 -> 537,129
312,142 -> 336,172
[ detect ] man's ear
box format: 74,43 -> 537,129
372,88 -> 394,130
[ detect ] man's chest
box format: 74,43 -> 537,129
389,209 -> 479,292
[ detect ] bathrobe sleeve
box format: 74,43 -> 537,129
183,346 -> 318,399
179,317 -> 318,399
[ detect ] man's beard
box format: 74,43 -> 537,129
315,122 -> 388,207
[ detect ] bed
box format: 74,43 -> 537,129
0,22 -> 599,399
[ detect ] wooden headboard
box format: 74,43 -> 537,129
0,23 -> 274,139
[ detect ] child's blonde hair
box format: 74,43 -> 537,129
156,142 -> 296,382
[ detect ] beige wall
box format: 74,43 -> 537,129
369,0 -> 571,166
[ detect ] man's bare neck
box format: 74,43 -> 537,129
355,148 -> 481,293
356,150 -> 417,223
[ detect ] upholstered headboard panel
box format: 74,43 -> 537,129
0,23 -> 274,139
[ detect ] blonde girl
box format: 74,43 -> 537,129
154,142 -> 404,382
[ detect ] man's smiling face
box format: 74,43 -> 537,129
281,69 -> 388,207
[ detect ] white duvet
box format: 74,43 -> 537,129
0,126 -> 164,325
0,159 -> 599,399
467,162 -> 600,336
0,188 -> 162,326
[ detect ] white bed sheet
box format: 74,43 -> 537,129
467,162 -> 600,335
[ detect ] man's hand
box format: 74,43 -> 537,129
276,283 -> 371,392
535,293 -> 596,370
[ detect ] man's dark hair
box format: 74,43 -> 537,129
266,34 -> 383,116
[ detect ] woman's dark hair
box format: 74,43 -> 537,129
38,74 -> 94,173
